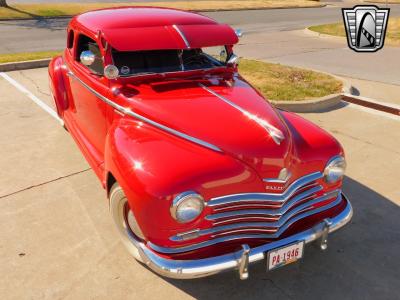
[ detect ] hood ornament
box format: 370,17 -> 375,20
242,111 -> 285,145
199,83 -> 285,145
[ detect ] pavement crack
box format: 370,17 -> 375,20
0,168 -> 91,199
19,71 -> 51,97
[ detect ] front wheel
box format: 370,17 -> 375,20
109,183 -> 144,262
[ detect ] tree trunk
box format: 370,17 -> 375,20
0,0 -> 8,7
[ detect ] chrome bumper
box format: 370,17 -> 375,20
132,195 -> 352,280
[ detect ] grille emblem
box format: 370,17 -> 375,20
264,185 -> 285,191
264,168 -> 292,191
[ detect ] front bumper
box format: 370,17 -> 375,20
131,194 -> 353,279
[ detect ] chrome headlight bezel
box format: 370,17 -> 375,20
170,192 -> 204,223
324,155 -> 347,183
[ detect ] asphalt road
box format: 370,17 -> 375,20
2,2 -> 400,52
0,4 -> 363,54
1,3 -> 400,96
0,66 -> 399,300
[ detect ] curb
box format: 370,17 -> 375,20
271,94 -> 343,113
342,94 -> 400,116
0,5 -> 326,21
269,71 -> 351,113
303,28 -> 346,42
0,59 -> 51,72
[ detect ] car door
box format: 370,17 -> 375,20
68,33 -> 108,167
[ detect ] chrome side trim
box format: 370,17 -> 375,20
67,71 -> 222,153
172,24 -> 190,49
132,195 -> 352,279
199,83 -> 285,145
205,185 -> 325,221
207,171 -> 323,207
166,192 -> 341,247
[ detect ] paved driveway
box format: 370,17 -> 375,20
0,67 -> 399,300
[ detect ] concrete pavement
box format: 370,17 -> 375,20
0,67 -> 399,300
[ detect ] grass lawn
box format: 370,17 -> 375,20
0,1 -> 321,19
0,51 -> 61,64
0,52 -> 341,101
309,17 -> 400,46
239,59 -> 342,101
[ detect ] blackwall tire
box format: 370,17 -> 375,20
109,183 -> 143,262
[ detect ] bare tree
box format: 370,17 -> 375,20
0,0 -> 8,7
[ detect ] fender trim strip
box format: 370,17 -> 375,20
67,71 -> 222,152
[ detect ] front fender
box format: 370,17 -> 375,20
104,118 -> 263,246
48,54 -> 69,117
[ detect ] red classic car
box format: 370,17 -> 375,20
48,7 -> 352,279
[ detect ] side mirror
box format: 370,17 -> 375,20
227,54 -> 240,67
80,50 -> 96,66
235,29 -> 244,38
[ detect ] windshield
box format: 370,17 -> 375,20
111,46 -> 229,76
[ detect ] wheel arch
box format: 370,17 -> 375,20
105,171 -> 117,197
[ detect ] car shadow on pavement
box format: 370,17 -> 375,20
0,17 -> 68,31
161,176 -> 400,300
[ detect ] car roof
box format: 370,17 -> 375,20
73,7 -> 217,32
70,7 -> 238,51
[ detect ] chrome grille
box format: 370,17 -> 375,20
199,172 -> 340,239
207,190 -> 339,238
153,172 -> 343,254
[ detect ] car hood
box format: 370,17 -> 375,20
117,77 -> 293,180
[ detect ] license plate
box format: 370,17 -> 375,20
267,241 -> 305,271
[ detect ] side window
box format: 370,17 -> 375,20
76,34 -> 103,75
67,30 -> 74,49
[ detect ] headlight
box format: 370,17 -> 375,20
170,192 -> 204,223
324,156 -> 346,183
